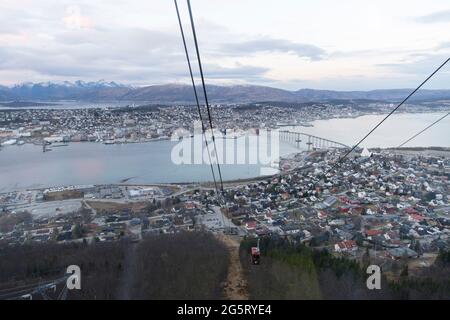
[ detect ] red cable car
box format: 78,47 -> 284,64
251,239 -> 260,265
251,247 -> 260,265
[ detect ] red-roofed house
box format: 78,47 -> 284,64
334,240 -> 358,253
317,211 -> 328,219
405,207 -> 419,214
339,206 -> 350,213
366,229 -> 383,237
408,214 -> 424,222
245,221 -> 257,231
185,202 -> 196,210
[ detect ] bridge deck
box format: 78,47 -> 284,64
279,130 -> 350,149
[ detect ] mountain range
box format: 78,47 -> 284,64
1,81 -> 450,104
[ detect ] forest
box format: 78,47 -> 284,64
0,231 -> 228,300
240,237 -> 450,300
2,232 -> 449,300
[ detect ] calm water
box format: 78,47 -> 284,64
289,112 -> 450,148
0,137 -> 299,192
0,100 -> 136,110
0,112 -> 449,192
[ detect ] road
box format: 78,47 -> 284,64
115,242 -> 139,300
210,205 -> 249,300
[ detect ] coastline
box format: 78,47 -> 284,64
1,146 -> 449,195
1,111 -> 449,194
2,109 -> 449,148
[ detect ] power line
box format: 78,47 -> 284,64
397,111 -> 450,148
327,57 -> 450,174
186,0 -> 225,193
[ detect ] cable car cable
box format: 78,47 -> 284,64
397,111 -> 450,148
174,0 -> 220,197
326,57 -> 450,175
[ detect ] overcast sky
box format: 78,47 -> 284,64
1,0 -> 450,90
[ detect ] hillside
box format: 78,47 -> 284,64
0,232 -> 229,300
1,81 -> 450,104
240,237 -> 450,300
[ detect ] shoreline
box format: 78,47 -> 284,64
1,146 -> 449,195
2,109 -> 449,148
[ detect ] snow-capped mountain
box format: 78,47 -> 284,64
2,80 -> 131,101
2,81 -> 450,103
12,80 -> 127,89
73,80 -> 126,88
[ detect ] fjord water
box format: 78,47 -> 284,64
289,112 -> 450,148
0,136 -> 298,192
0,113 -> 449,192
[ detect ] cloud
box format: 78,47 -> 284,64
0,0 -> 447,90
0,1 -> 277,87
415,9 -> 450,23
436,42 -> 450,50
374,53 -> 450,90
201,64 -> 269,80
63,5 -> 94,29
0,23 -> 272,86
219,38 -> 326,60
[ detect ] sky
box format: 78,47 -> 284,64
0,0 -> 450,90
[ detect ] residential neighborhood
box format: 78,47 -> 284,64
1,147 -> 449,277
